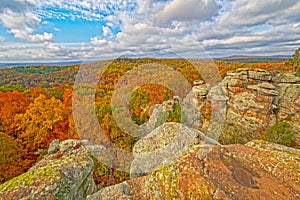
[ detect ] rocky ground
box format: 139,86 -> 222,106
88,140 -> 300,200
1,135 -> 299,200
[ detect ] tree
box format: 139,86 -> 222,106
0,133 -> 25,184
287,47 -> 300,74
0,91 -> 31,137
14,95 -> 68,152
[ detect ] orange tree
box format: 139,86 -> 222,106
13,94 -> 75,169
0,91 -> 31,137
0,132 -> 25,184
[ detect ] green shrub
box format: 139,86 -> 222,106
264,122 -> 294,146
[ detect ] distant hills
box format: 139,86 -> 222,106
0,55 -> 292,68
0,61 -> 85,68
219,55 -> 291,63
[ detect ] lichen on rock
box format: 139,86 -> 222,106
0,139 -> 97,200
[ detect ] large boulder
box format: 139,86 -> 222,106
88,140 -> 300,200
0,139 -> 97,200
130,122 -> 218,178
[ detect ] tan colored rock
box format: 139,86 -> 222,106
131,122 -> 218,178
88,140 -> 300,200
222,68 -> 299,141
192,85 -> 208,98
0,140 -> 97,200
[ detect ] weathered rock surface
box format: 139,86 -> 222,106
89,140 -> 300,200
131,122 -> 219,178
0,139 -> 97,200
222,68 -> 300,144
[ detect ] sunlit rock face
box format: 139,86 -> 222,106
0,139 -> 97,200
88,140 -> 300,200
222,69 -> 300,144
131,122 -> 219,179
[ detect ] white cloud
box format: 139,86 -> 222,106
0,36 -> 5,41
39,0 -> 137,21
90,36 -> 107,46
54,27 -> 61,32
0,8 -> 40,39
29,32 -> 54,43
156,0 -> 221,24
217,0 -> 300,28
102,26 -> 112,37
136,0 -> 169,14
0,0 -> 39,12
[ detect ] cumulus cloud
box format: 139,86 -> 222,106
136,0 -> 169,14
29,32 -> 54,43
156,0 -> 221,24
0,8 -> 40,39
102,26 -> 112,37
217,0 -> 300,27
90,36 -> 107,46
0,0 -> 50,43
0,0 -> 38,12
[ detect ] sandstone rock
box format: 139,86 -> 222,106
47,139 -> 60,154
247,83 -> 279,96
81,139 -> 106,159
194,79 -> 205,86
0,139 -> 97,200
91,140 -> 300,200
221,68 -> 300,146
224,68 -> 272,88
273,73 -> 300,83
192,85 -> 208,98
130,122 -> 219,178
248,69 -> 272,81
138,104 -> 168,136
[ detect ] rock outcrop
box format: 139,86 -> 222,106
0,140 -> 97,200
131,122 -> 219,178
89,140 -> 300,200
222,68 -> 300,144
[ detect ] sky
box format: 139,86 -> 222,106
0,0 -> 299,62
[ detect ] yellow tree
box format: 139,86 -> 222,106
0,91 -> 30,136
14,94 -> 67,153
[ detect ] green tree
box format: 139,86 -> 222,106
287,47 -> 300,74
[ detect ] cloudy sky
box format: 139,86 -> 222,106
0,0 -> 299,62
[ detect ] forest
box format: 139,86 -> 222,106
0,56 -> 298,189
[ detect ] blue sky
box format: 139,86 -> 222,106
0,0 -> 299,62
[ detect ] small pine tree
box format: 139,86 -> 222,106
287,48 -> 300,74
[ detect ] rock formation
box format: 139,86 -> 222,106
131,122 -> 219,178
88,140 -> 300,200
0,140 -> 97,200
222,69 -> 300,144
